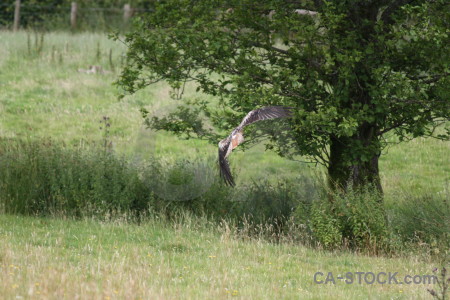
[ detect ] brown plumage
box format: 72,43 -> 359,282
218,106 -> 293,186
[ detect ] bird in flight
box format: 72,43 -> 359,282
218,106 -> 293,186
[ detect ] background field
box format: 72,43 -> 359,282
0,31 -> 449,299
1,31 -> 448,191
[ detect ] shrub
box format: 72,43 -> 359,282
296,186 -> 388,251
308,199 -> 343,248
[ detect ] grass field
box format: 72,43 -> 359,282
0,31 -> 449,299
0,214 -> 443,299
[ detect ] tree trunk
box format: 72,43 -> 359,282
327,128 -> 383,194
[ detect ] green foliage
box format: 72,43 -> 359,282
333,188 -> 387,249
296,186 -> 388,251
308,200 -> 343,248
294,186 -> 449,254
116,0 -> 449,189
0,0 -> 62,29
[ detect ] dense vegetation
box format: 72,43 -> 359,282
1,138 -> 448,255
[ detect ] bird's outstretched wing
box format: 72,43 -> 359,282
217,106 -> 293,187
237,106 -> 293,130
218,138 -> 235,186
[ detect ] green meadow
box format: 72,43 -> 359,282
0,214 -> 444,299
0,31 -> 449,299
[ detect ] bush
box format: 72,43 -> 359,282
308,199 -> 343,248
296,186 -> 388,251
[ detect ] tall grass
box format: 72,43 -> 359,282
0,138 -> 308,222
0,138 -> 145,217
1,138 -> 448,255
388,193 -> 450,255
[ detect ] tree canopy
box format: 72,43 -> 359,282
115,0 -> 449,191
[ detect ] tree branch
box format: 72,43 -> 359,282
406,72 -> 450,84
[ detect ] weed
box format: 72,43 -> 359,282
427,267 -> 449,300
99,116 -> 112,152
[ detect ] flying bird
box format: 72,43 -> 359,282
218,106 -> 293,186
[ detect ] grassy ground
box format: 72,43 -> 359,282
0,214 -> 442,300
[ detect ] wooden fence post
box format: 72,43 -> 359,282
123,4 -> 132,24
13,0 -> 21,32
70,2 -> 77,30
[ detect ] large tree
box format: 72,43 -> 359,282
115,0 -> 449,192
